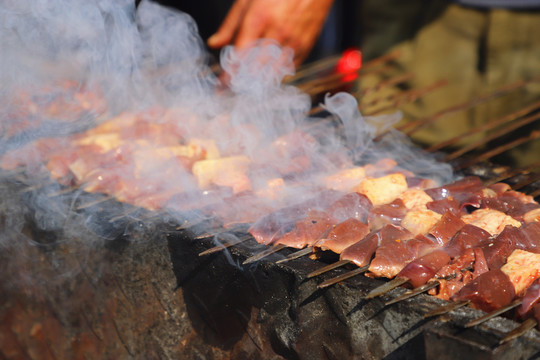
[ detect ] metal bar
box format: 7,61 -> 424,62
275,247 -> 314,264
423,300 -> 470,318
483,159 -> 540,186
243,244 -> 287,265
512,172 -> 540,191
364,276 -> 409,300
361,79 -> 448,116
426,100 -> 540,153
198,235 -> 252,256
317,264 -> 370,289
453,130 -> 540,170
395,77 -> 540,138
445,111 -> 540,161
499,318 -> 538,345
307,259 -> 352,279
464,299 -> 521,328
354,72 -> 415,98
385,280 -> 441,306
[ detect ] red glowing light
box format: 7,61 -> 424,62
336,48 -> 362,82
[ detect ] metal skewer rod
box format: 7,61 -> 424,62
317,264 -> 370,289
198,235 -> 253,257
289,49 -> 401,86
423,300 -> 471,318
387,77 -> 540,140
453,130 -> 540,170
302,65 -> 393,101
384,273 -> 459,306
445,111 -> 540,161
354,72 -> 415,98
76,196 -> 114,210
275,247 -> 314,264
361,79 -> 448,116
528,187 -> 540,199
364,277 -> 409,300
242,244 -> 288,265
385,280 -> 441,306
512,172 -> 540,191
426,100 -> 540,153
464,299 -> 522,328
483,159 -> 540,186
499,318 -> 538,345
307,259 -> 352,279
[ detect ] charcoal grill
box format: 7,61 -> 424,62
1,53 -> 540,360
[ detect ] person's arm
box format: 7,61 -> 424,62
207,0 -> 335,67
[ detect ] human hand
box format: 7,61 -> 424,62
207,0 -> 335,67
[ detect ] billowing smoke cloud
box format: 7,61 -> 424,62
0,0 -> 453,289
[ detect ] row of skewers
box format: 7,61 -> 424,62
194,170 -> 540,346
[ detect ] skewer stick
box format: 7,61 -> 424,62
275,247 -> 314,264
175,216 -> 219,231
528,187 -> 540,199
242,244 -> 287,265
512,172 -> 540,191
76,196 -> 114,210
453,130 -> 540,170
354,72 -> 415,98
361,79 -> 448,116
446,112 -> 540,162
385,280 -> 441,306
108,208 -> 140,223
423,300 -> 470,318
483,159 -> 540,186
192,228 -> 233,240
307,259 -> 351,279
47,186 -> 79,197
19,181 -> 56,193
383,77 -> 540,141
198,234 -> 252,256
385,273 -> 459,306
426,100 -> 540,153
499,318 -> 538,345
317,264 -> 370,289
364,277 -> 409,300
464,299 -> 522,328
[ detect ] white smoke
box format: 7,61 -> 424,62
0,0 -> 453,288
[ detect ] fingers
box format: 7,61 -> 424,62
207,0 -> 250,48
